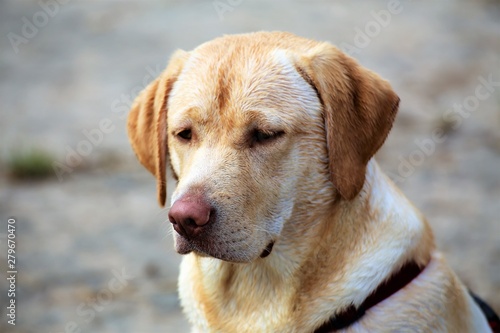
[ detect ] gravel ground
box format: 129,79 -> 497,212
0,1 -> 499,332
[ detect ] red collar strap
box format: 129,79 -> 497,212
314,261 -> 426,333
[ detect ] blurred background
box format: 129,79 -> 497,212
0,0 -> 499,332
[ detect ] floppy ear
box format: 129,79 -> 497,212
127,50 -> 188,207
296,43 -> 399,200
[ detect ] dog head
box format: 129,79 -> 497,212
127,32 -> 399,262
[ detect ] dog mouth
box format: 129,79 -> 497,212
174,233 -> 275,261
260,241 -> 275,258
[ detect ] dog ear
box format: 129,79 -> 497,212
127,50 -> 188,207
296,43 -> 399,200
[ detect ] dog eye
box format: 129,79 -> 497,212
177,129 -> 192,141
252,129 -> 285,144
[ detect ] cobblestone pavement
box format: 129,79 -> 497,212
1,1 -> 499,332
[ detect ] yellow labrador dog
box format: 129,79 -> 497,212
127,32 -> 495,332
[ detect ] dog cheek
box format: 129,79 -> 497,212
168,147 -> 183,186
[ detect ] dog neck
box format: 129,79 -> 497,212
313,260 -> 426,332
180,160 -> 435,332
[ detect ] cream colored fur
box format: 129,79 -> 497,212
127,32 -> 491,332
178,162 -> 490,332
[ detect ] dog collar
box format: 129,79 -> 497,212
314,261 -> 425,332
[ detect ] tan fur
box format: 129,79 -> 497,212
127,49 -> 188,206
127,32 -> 491,332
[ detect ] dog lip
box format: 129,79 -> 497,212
175,233 -> 215,258
175,231 -> 275,261
175,235 -> 194,255
260,241 -> 275,258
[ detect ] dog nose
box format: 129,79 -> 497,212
168,195 -> 212,239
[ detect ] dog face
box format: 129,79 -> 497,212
127,32 -> 399,263
166,44 -> 323,262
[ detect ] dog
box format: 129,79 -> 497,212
127,32 -> 497,332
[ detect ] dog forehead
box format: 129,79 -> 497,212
168,43 -> 321,129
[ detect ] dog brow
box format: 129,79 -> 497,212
244,109 -> 287,129
170,106 -> 210,127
